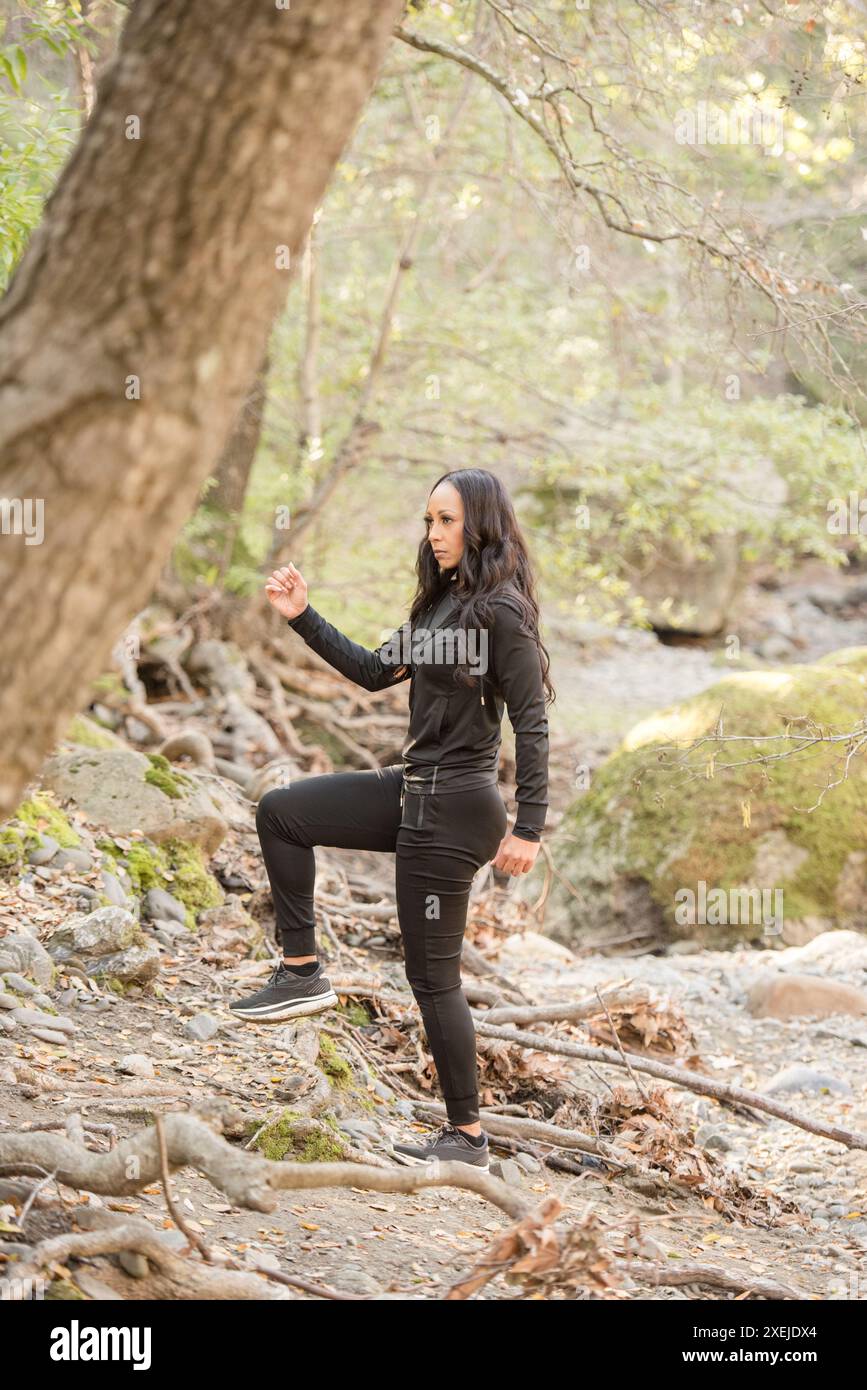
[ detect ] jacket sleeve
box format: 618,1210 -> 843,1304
286,604 -> 412,693
490,598 -> 549,842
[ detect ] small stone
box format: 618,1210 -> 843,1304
372,1081 -> 393,1101
495,1158 -> 524,1186
339,1265 -> 381,1295
29,1027 -> 72,1045
142,888 -> 187,926
118,1053 -> 156,1079
2,972 -> 39,996
27,835 -> 60,866
11,1007 -> 76,1034
118,1250 -> 149,1278
49,847 -> 94,872
764,1065 -> 852,1096
246,1250 -> 281,1272
184,1012 -> 221,1042
100,869 -> 130,908
0,992 -> 19,1011
695,1123 -> 733,1151
0,1016 -> 17,1033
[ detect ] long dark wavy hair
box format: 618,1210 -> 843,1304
408,469 -> 555,706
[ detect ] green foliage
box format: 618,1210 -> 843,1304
0,2 -> 95,283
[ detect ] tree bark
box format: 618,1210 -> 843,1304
0,0 -> 405,817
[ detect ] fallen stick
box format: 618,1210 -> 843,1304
472,1022 -> 867,1150
475,978 -> 637,1026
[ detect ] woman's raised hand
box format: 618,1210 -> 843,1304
265,562 -> 309,621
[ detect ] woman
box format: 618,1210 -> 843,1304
230,468 -> 554,1171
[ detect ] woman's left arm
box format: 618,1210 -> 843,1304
489,598 -> 549,873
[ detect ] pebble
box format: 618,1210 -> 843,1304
29,1027 -> 72,1045
764,1065 -> 852,1096
142,888 -> 187,925
246,1250 -> 281,1272
10,1008 -> 76,1034
118,1053 -> 156,1079
49,848 -> 94,872
118,1251 -> 149,1278
2,973 -> 39,996
184,1012 -> 221,1042
495,1158 -> 524,1186
27,835 -> 60,866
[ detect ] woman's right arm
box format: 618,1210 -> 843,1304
266,561 -> 411,692
287,603 -> 412,692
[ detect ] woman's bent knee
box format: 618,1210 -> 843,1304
256,785 -> 296,831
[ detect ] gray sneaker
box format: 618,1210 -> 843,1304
228,961 -> 338,1022
391,1121 -> 490,1172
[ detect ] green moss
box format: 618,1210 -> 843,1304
64,714 -> 121,750
16,792 -> 80,848
335,1000 -> 372,1027
316,1033 -> 354,1090
0,826 -> 37,874
100,835 -> 222,929
564,657 -> 867,943
161,837 -> 223,928
125,842 -> 168,895
144,753 -> 192,800
246,1108 -> 347,1163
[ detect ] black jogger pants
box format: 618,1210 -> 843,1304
255,763 -> 508,1126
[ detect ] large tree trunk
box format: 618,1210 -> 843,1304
0,0 -> 405,817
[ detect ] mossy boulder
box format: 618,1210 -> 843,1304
41,747 -> 228,855
45,906 -> 161,984
97,836 -> 223,929
246,1108 -> 349,1163
547,647 -> 867,949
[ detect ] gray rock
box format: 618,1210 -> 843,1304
2,972 -> 39,995
11,1007 -> 76,1034
118,1053 -> 156,1079
27,835 -> 60,865
0,992 -> 19,1010
246,1249 -> 281,1273
29,1027 -> 73,1045
764,1065 -> 853,1096
339,1265 -> 382,1295
57,988 -> 79,1008
0,934 -> 55,986
495,1158 -> 524,1186
99,869 -> 130,907
45,906 -> 161,984
49,847 -> 95,872
338,1119 -> 381,1140
142,888 -> 187,925
695,1123 -> 733,1152
0,1015 -> 16,1033
41,746 -> 228,855
118,1250 -> 149,1278
184,1012 -> 221,1042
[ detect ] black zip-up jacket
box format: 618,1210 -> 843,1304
285,576 -> 549,841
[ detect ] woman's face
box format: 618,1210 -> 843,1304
424,481 -> 465,572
